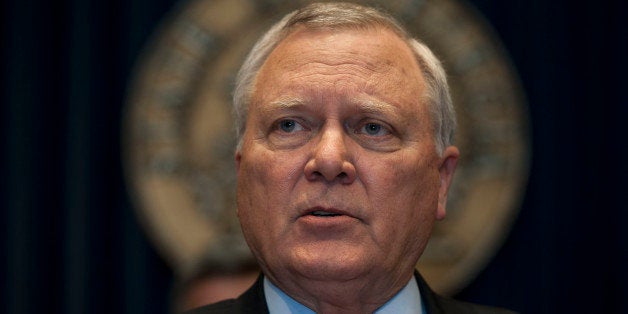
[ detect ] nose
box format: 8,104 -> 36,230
304,124 -> 356,184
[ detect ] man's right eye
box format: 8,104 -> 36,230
278,119 -> 304,133
268,118 -> 310,149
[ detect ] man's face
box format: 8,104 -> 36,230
236,27 -> 458,285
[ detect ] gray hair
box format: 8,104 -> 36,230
233,2 -> 455,154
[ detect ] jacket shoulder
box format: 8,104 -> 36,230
183,274 -> 268,314
184,299 -> 239,314
415,271 -> 518,314
431,295 -> 518,314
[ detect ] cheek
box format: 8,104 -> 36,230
236,149 -> 281,255
357,156 -> 439,267
365,151 -> 438,197
236,147 -> 303,221
361,153 -> 440,228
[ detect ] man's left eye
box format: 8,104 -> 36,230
360,122 -> 389,136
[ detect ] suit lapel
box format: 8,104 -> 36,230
415,271 -> 446,314
233,274 -> 270,313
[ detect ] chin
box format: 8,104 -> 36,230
284,245 -> 375,282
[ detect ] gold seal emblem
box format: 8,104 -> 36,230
123,0 -> 530,295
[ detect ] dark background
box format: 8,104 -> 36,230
2,0 -> 626,313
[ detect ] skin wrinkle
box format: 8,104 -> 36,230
286,57 -> 383,76
279,32 -> 387,69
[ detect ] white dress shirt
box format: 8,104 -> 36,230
264,276 -> 425,314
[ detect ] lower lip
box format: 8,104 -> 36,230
297,214 -> 358,229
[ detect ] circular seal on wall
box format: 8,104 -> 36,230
123,0 -> 530,295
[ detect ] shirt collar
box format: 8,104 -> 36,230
264,276 -> 425,314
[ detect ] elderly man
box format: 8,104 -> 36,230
187,2 -> 515,313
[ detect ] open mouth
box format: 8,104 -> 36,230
309,210 -> 342,217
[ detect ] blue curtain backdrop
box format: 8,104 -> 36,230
2,0 -> 626,313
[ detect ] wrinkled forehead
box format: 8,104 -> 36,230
253,26 -> 426,106
271,26 -> 412,67
275,23 -> 412,59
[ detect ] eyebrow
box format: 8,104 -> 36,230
254,98 -> 307,119
350,98 -> 396,114
349,97 -> 411,124
267,98 -> 307,110
262,97 -> 402,119
269,97 -> 394,109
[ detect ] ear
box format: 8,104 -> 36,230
235,150 -> 242,172
234,150 -> 242,217
436,146 -> 460,220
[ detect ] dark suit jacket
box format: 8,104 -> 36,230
185,272 -> 517,314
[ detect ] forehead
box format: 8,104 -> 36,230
252,26 -> 426,108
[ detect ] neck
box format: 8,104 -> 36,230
265,270 -> 414,313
